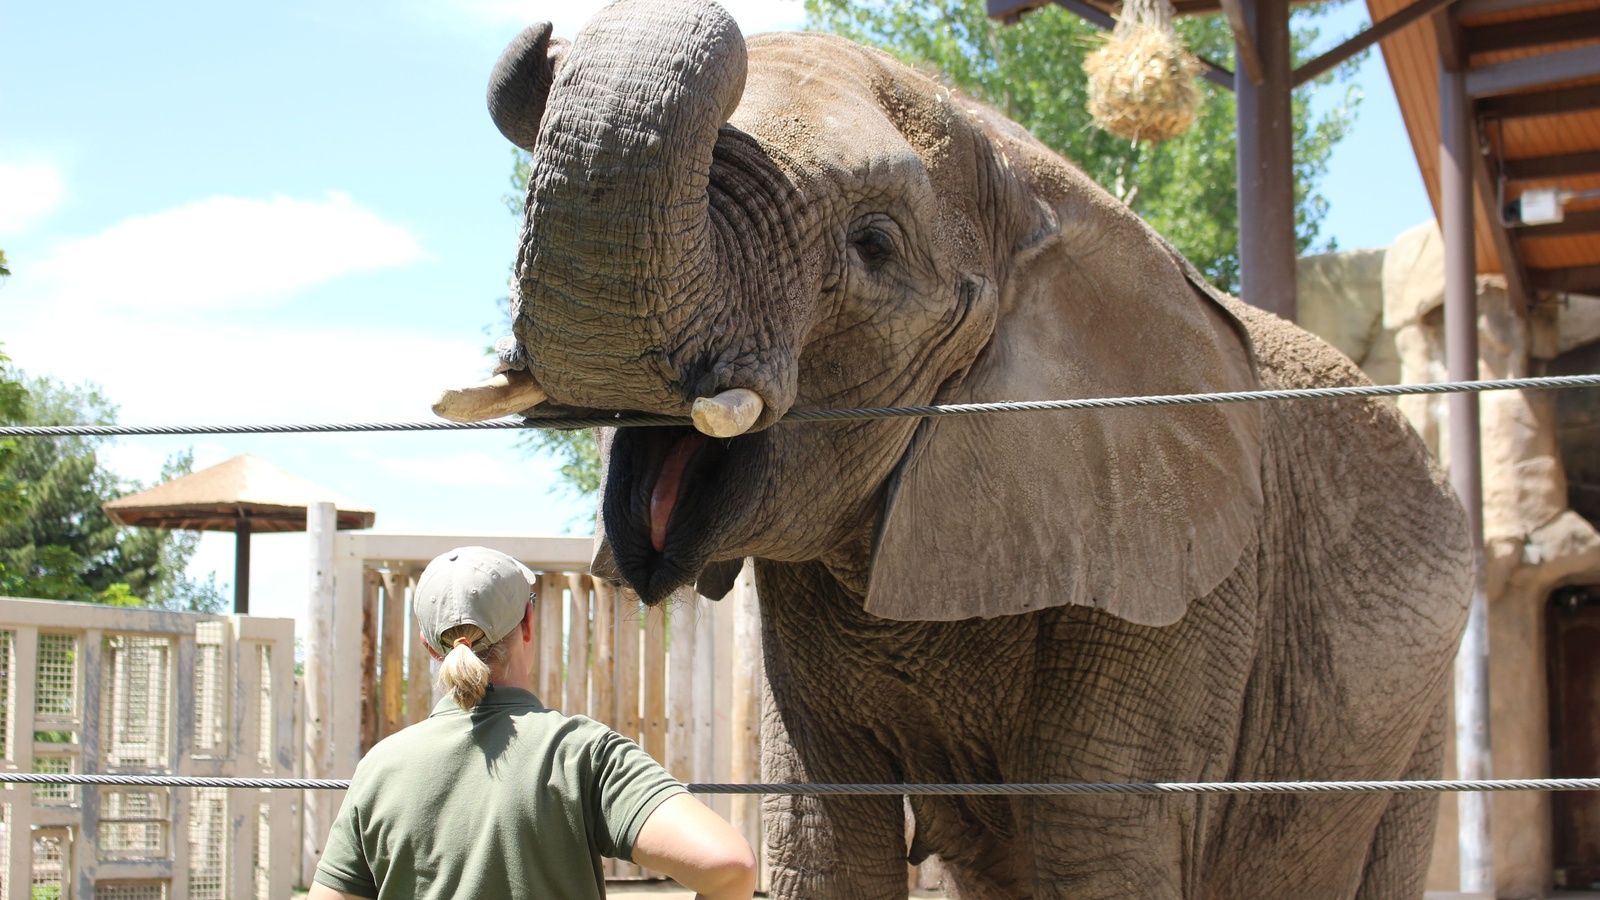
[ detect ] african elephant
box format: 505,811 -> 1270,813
442,1 -> 1474,896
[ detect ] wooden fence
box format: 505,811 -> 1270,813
329,534 -> 765,883
321,531 -> 942,893
0,597 -> 297,900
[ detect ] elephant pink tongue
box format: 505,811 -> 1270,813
650,433 -> 708,553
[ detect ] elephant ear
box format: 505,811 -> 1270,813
487,21 -> 569,152
865,229 -> 1263,626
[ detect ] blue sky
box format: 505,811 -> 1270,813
0,0 -> 1430,627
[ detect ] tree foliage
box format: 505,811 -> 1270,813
805,0 -> 1361,289
0,353 -> 224,612
505,1 -> 1361,497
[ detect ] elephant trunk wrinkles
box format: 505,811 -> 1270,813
511,0 -> 752,414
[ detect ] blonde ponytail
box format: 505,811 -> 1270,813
437,624 -> 491,710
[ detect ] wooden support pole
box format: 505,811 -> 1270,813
729,561 -> 764,865
616,590 -> 642,743
404,568 -> 431,726
538,573 -> 565,705
643,603 -> 668,764
1442,54 -> 1495,894
379,570 -> 406,738
592,580 -> 617,729
302,501 -> 337,881
234,518 -> 251,615
359,569 -> 381,754
668,594 -> 697,781
693,593 -> 716,785
565,573 -> 591,718
1235,0 -> 1298,322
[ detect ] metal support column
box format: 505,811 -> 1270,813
1235,0 -> 1297,321
1441,59 -> 1495,894
234,517 -> 252,615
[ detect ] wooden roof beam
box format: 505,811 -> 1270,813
1463,11 -> 1600,55
1292,0 -> 1462,87
1466,44 -> 1600,98
1478,83 -> 1600,119
1217,0 -> 1266,85
1503,151 -> 1600,182
1528,264 -> 1600,294
1456,0 -> 1577,16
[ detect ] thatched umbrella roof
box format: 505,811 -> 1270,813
103,454 -> 374,614
103,454 -> 374,532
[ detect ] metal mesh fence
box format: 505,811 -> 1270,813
186,787 -> 227,900
193,624 -> 225,756
30,831 -> 67,900
252,801 -> 271,900
101,636 -> 171,770
0,631 -> 12,761
31,756 -> 74,807
35,634 -> 77,723
94,882 -> 167,900
256,645 -> 272,770
97,789 -> 169,860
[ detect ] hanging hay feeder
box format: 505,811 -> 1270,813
1084,0 -> 1201,143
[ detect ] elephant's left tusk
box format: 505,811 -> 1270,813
432,370 -> 548,422
691,388 -> 764,438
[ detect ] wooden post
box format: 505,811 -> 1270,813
302,501 -> 337,883
711,585 -> 736,821
234,518 -> 251,615
616,591 -> 642,742
591,580 -> 617,729
1442,53 -> 1495,894
359,569 -> 381,754
668,594 -> 697,781
693,593 -> 716,785
379,570 -> 407,738
404,568 -> 431,726
566,574 -> 591,717
729,561 -> 764,861
1235,0 -> 1298,321
643,604 -> 668,764
538,572 -> 565,705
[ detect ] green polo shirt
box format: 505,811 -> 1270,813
314,686 -> 685,899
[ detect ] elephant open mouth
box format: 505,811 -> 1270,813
603,425 -> 767,605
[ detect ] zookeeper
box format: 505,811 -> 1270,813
309,546 -> 757,900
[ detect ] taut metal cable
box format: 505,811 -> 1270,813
1,373 -> 1598,438
3,773 -> 1600,794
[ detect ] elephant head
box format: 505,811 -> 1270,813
463,0 -> 1264,622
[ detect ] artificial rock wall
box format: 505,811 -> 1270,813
1299,222 -> 1600,899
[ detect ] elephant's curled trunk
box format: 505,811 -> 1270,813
501,0 -> 750,415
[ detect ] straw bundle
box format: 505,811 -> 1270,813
1084,0 -> 1200,143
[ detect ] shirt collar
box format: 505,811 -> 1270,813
429,685 -> 546,718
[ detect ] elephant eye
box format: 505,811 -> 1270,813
851,227 -> 894,265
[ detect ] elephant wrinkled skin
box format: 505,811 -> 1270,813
475,2 -> 1472,896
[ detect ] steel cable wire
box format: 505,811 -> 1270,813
3,773 -> 1600,794
1,374 -> 1598,438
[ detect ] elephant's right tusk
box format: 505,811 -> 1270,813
691,388 -> 764,438
432,370 -> 548,422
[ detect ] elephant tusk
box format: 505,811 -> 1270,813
432,370 -> 548,422
691,388 -> 764,438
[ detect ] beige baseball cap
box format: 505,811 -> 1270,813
414,547 -> 537,655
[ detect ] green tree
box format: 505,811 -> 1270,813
504,1 -> 1360,496
805,0 -> 1361,289
0,362 -> 224,612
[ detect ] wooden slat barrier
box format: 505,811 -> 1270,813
350,549 -> 768,884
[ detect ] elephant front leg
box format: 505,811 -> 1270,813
760,715 -> 910,899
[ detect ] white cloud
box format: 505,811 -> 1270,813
24,192 -> 424,313
445,0 -> 804,39
0,161 -> 65,236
